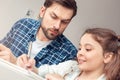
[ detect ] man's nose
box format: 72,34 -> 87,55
54,21 -> 61,29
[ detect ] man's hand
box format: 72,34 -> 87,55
17,54 -> 37,73
0,44 -> 17,64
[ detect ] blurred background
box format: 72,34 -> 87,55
0,0 -> 120,48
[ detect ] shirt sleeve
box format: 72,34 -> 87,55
0,18 -> 25,45
38,60 -> 78,78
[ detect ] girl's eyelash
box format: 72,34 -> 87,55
78,48 -> 81,50
86,49 -> 91,51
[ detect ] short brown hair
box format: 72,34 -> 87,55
44,0 -> 77,18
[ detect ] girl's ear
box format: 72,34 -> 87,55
39,6 -> 46,18
103,52 -> 113,63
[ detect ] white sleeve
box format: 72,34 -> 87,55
38,60 -> 78,77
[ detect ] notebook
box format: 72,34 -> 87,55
0,58 -> 45,80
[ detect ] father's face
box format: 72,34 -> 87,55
39,3 -> 74,40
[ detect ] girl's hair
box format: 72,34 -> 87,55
44,0 -> 77,18
84,28 -> 120,80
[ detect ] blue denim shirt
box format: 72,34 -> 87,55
0,18 -> 77,68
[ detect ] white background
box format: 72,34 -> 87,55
0,0 -> 120,48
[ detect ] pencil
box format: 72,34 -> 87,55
28,41 -> 32,58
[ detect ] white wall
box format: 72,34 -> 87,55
0,0 -> 44,39
0,0 -> 120,48
64,0 -> 120,47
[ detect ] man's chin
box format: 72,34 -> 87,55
47,36 -> 57,40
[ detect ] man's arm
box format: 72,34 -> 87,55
0,44 -> 17,64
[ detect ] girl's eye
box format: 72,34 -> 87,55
78,48 -> 81,51
86,49 -> 91,51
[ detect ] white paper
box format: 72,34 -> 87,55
0,58 -> 45,80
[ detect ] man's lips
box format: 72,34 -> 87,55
50,30 -> 58,35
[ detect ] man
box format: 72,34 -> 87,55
0,0 -> 77,68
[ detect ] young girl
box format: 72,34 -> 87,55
17,28 -> 120,80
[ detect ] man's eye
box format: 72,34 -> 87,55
51,15 -> 56,19
61,21 -> 69,24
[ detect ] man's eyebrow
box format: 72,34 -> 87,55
51,11 -> 72,21
62,19 -> 71,22
50,11 -> 57,18
51,12 -> 57,16
63,18 -> 71,21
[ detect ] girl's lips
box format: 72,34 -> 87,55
78,59 -> 86,64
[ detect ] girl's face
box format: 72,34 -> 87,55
77,33 -> 105,72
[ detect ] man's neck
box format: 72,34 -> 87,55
37,28 -> 50,41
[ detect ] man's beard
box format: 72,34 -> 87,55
41,26 -> 59,40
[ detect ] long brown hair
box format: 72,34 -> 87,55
84,28 -> 120,80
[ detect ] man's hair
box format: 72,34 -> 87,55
44,0 -> 77,18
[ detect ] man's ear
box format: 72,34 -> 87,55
39,6 -> 46,18
104,52 -> 113,63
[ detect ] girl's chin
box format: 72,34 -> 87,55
78,64 -> 88,71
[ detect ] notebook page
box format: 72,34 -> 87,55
0,58 -> 45,80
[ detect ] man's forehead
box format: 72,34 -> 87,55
46,3 -> 73,19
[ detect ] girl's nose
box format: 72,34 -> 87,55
77,49 -> 85,56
